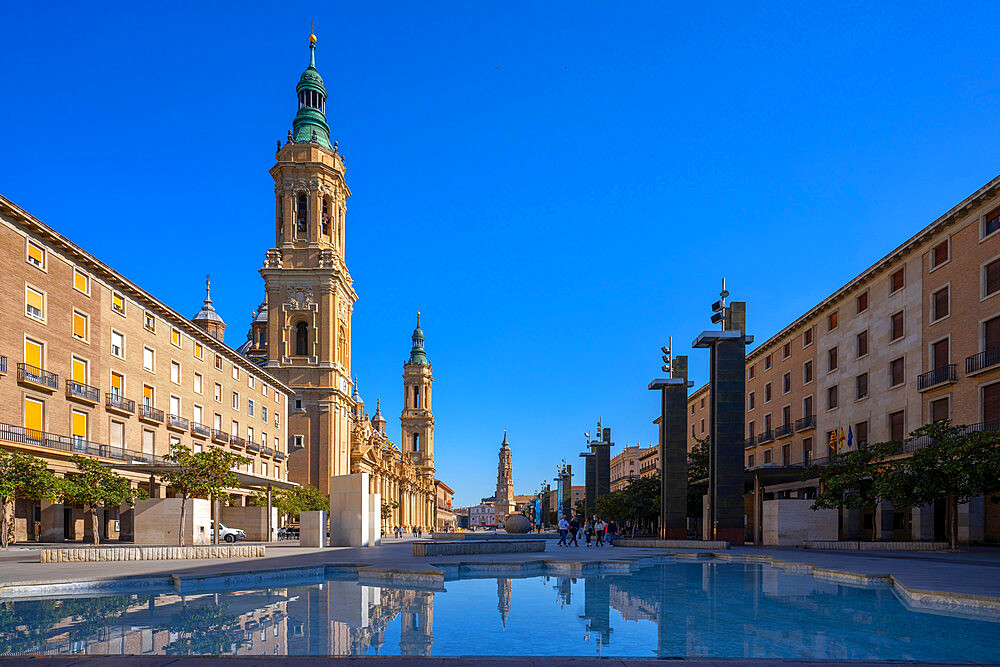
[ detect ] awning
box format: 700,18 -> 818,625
104,462 -> 299,491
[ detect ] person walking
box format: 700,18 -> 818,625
607,519 -> 617,547
569,516 -> 580,547
584,519 -> 594,547
594,519 -> 606,547
557,515 -> 569,546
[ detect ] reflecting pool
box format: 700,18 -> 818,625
2,560 -> 997,659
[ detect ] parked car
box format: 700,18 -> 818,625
210,520 -> 246,542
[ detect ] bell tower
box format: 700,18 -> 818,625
260,33 -> 356,489
401,313 -> 434,473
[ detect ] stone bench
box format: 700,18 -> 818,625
39,544 -> 265,562
413,540 -> 546,557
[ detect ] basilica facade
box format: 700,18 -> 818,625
238,34 -> 436,531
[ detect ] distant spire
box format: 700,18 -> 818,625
407,311 -> 430,366
204,274 -> 212,304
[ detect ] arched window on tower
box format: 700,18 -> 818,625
295,322 -> 308,356
413,385 -> 420,409
296,194 -> 308,235
413,432 -> 420,452
278,195 -> 284,242
322,198 -> 330,236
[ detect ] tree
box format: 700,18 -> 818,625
250,484 -> 328,521
687,436 -> 710,520
809,440 -> 899,513
381,499 -> 399,521
161,444 -> 250,545
573,498 -> 586,519
0,451 -> 61,548
62,456 -> 146,545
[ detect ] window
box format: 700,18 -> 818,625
143,384 -> 154,408
232,365 -> 239,381
71,357 -> 87,384
781,444 -> 790,466
983,382 -> 1000,423
143,312 -> 155,332
782,405 -> 791,426
73,269 -> 90,294
782,372 -> 791,394
890,268 -> 904,293
232,391 -> 239,410
930,397 -> 949,423
803,395 -> 813,417
889,357 -> 905,386
214,413 -> 222,430
763,413 -> 772,432
248,399 -> 254,416
889,410 -> 905,441
170,395 -> 181,417
691,424 -> 696,438
803,328 -> 813,347
143,347 -> 154,372
856,292 -> 869,314
214,355 -> 222,370
193,404 -> 203,425
932,286 -> 949,321
747,454 -> 755,468
71,410 -> 88,444
827,385 -> 839,410
24,338 -> 43,370
295,322 -> 309,356
232,420 -> 239,437
112,293 -> 126,315
262,405 -> 267,422
171,329 -> 181,347
931,240 -> 949,269
700,418 -> 705,434
72,311 -> 87,341
748,366 -> 755,380
763,449 -> 773,464
764,383 -> 772,403
110,420 -> 125,449
296,193 -> 308,234
748,421 -> 755,438
25,286 -> 44,320
764,354 -> 772,370
170,361 -> 180,384
110,372 -> 124,398
275,411 -> 280,428
857,330 -> 868,358
855,422 -> 868,447
782,342 -> 791,359
856,373 -> 868,400
24,396 -> 44,433
986,316 -> 1000,352
274,436 -> 280,453
194,342 -> 203,360
803,360 -> 813,384
827,347 -> 838,372
248,375 -> 255,389
890,311 -> 904,341
26,241 -> 45,268
111,330 -> 124,358
194,372 -> 203,394
262,463 -> 268,478
748,392 -> 755,410
803,437 -> 813,463
142,429 -> 155,455
827,311 -> 838,331
412,433 -> 420,452
931,338 -> 949,371
262,384 -> 269,397
984,207 -> 1000,238
691,404 -> 695,414
984,259 -> 1000,298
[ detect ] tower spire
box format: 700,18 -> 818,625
291,31 -> 332,149
408,311 -> 429,366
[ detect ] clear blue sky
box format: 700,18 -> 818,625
3,2 -> 999,506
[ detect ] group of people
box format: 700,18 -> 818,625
382,525 -> 427,539
556,516 -> 617,547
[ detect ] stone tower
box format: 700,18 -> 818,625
260,33 -> 356,489
401,313 -> 435,506
191,277 -> 226,342
494,431 -> 515,523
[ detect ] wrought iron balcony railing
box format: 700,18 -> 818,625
246,440 -> 261,453
775,423 -> 794,438
966,349 -> 1000,375
757,430 -> 774,444
106,393 -> 135,414
17,363 -> 58,390
917,364 -> 957,390
211,429 -> 229,443
191,422 -> 211,437
167,414 -> 189,430
139,405 -> 164,423
66,380 -> 100,403
0,421 -> 166,464
795,414 -> 816,431
229,435 -> 246,448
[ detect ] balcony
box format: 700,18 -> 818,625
0,355 -> 7,375
191,422 -> 211,438
774,423 -> 794,438
167,414 -> 189,432
261,445 -> 275,457
66,380 -> 99,405
138,404 -> 164,424
0,421 -> 165,464
795,414 -> 816,431
918,364 -> 957,391
966,349 -> 1000,376
17,363 -> 58,392
246,440 -> 261,453
211,429 -> 229,444
744,437 -> 755,449
757,430 -> 774,444
274,450 -> 286,461
229,435 -> 246,448
105,393 -> 135,416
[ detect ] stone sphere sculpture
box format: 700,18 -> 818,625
503,514 -> 531,534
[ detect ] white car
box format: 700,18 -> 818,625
210,520 -> 246,543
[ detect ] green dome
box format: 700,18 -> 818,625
407,312 -> 430,366
291,38 -> 333,149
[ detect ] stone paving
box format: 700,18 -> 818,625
0,658 -> 953,666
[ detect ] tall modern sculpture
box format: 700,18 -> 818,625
693,280 -> 753,544
580,420 -> 613,520
648,338 -> 693,539
556,462 -> 573,519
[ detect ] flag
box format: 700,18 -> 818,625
829,430 -> 837,453
847,425 -> 854,450
838,427 -> 847,451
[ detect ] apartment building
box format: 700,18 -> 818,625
686,174 -> 1000,544
609,443 -> 644,491
0,195 -> 292,541
639,444 -> 659,478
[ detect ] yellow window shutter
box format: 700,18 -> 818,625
72,411 -> 87,439
26,289 -> 43,314
73,312 -> 86,339
113,293 -> 124,311
171,329 -> 180,345
25,339 -> 42,368
27,243 -> 43,265
143,385 -> 153,401
74,270 -> 88,292
111,373 -> 123,392
72,358 -> 86,383
24,398 -> 43,432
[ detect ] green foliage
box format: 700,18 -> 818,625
595,473 -> 660,532
162,444 -> 250,545
381,499 -> 399,521
250,484 -> 329,520
62,455 -> 147,545
573,498 -> 586,519
687,437 -> 710,519
0,450 -> 61,548
810,421 -> 1000,549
